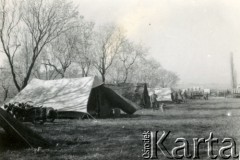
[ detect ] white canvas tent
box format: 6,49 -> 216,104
148,88 -> 173,102
203,89 -> 211,94
6,77 -> 139,118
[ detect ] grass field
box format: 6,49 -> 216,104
1,98 -> 240,160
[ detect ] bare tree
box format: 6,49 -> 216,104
118,41 -> 145,83
0,0 -> 22,91
128,58 -> 179,87
74,20 -> 95,77
12,35 -> 44,82
0,0 -> 78,91
42,32 -> 76,78
93,25 -> 126,83
158,69 -> 179,88
106,41 -> 146,83
33,63 -> 59,80
29,49 -> 58,80
0,66 -> 11,101
129,58 -> 160,85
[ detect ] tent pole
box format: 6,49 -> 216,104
86,113 -> 97,121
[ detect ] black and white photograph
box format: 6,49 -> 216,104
0,0 -> 240,159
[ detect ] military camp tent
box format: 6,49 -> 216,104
203,89 -> 211,94
7,77 -> 139,118
0,108 -> 49,148
148,88 -> 173,102
105,83 -> 150,108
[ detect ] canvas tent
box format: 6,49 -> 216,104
0,108 -> 49,148
148,88 -> 173,102
7,77 -> 139,118
203,89 -> 211,94
105,83 -> 150,108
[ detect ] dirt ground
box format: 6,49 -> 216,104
1,97 -> 240,160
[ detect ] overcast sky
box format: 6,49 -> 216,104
73,0 -> 240,88
1,0 -> 240,88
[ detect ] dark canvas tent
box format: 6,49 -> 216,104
105,83 -> 150,108
0,108 -> 49,148
7,77 -> 139,118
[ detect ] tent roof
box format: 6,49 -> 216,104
101,85 -> 140,114
8,77 -> 102,113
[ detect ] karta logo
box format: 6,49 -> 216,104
142,131 -> 239,159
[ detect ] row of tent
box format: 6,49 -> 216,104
0,77 -> 140,149
0,77 -> 173,148
5,77 -> 138,118
2,77 -> 174,118
0,77 -> 212,150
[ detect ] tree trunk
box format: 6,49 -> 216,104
7,58 -> 21,92
123,69 -> 129,83
22,61 -> 35,90
81,67 -> 86,77
3,87 -> 9,101
101,72 -> 105,83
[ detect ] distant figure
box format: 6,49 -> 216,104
177,89 -> 183,103
150,92 -> 158,110
190,92 -> 193,99
182,90 -> 187,103
160,103 -> 166,112
203,93 -> 209,100
174,91 -> 178,103
171,92 -> 174,101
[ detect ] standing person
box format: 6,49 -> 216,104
174,91 -> 178,103
171,92 -> 174,102
150,92 -> 158,110
160,103 -> 165,112
178,89 -> 183,103
182,90 -> 187,103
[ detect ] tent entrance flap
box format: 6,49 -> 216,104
102,86 -> 139,114
87,86 -> 102,117
87,85 -> 139,117
87,85 -> 113,118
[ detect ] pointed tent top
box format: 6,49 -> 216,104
92,76 -> 103,88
